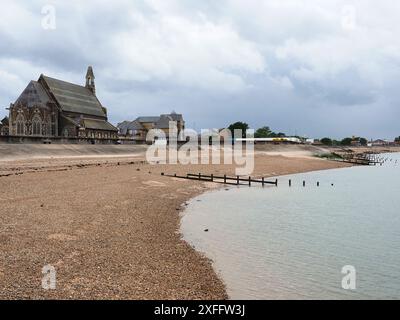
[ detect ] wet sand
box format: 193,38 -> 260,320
0,149 -> 351,299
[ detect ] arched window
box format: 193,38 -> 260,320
16,114 -> 26,135
32,114 -> 42,136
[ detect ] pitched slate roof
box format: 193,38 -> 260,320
136,116 -> 161,123
117,120 -> 145,135
15,81 -> 53,109
118,112 -> 184,133
155,115 -> 173,129
1,117 -> 9,125
82,118 -> 118,131
40,75 -> 106,118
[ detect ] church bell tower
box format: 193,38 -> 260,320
85,66 -> 96,95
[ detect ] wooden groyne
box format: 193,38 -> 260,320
335,152 -> 384,166
161,172 -> 278,187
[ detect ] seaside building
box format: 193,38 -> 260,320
118,112 -> 185,143
236,137 -> 303,144
371,139 -> 390,146
6,66 -> 118,143
0,116 -> 9,136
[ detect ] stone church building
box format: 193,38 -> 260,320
8,66 -> 118,142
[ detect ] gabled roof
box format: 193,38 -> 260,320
82,118 -> 118,131
0,116 -> 9,125
60,114 -> 81,127
136,116 -> 161,123
117,120 -> 145,135
155,115 -> 173,129
40,75 -> 106,118
1,116 -> 9,125
15,81 -> 53,109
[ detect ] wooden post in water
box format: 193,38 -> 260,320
198,173 -> 201,180
237,176 -> 239,185
303,180 -> 306,187
224,174 -> 227,184
211,174 -> 214,182
249,176 -> 251,187
317,182 -> 320,187
289,179 -> 292,187
275,179 -> 278,186
262,177 -> 265,187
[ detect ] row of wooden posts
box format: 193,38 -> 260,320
161,173 -> 328,188
161,172 -> 278,186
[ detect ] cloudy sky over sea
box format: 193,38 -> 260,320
1,0 -> 400,139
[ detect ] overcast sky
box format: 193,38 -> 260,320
1,0 -> 400,139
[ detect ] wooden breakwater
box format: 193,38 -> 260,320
161,172 -> 278,187
335,152 -> 383,166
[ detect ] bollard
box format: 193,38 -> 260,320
289,179 -> 292,187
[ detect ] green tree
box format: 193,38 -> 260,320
228,122 -> 249,138
341,137 -> 353,146
359,137 -> 368,146
255,126 -> 286,138
320,137 -> 333,146
255,126 -> 273,138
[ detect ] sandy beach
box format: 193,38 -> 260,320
0,144 -> 355,299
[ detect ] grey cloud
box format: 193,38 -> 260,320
1,0 -> 400,139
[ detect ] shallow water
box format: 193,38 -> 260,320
181,153 -> 400,300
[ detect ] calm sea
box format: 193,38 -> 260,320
181,153 -> 400,300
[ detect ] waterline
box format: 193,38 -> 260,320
181,155 -> 400,300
